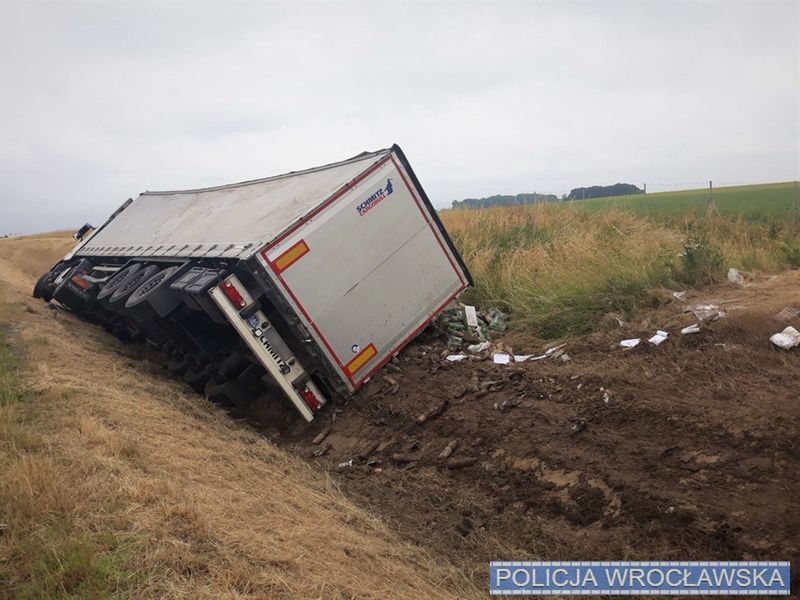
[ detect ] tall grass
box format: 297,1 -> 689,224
441,203 -> 800,338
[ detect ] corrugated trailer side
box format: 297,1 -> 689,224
256,144 -> 472,392
34,144 -> 471,422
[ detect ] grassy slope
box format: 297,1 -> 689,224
0,235 -> 480,600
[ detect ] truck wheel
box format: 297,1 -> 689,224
166,356 -> 190,376
217,351 -> 250,380
97,264 -> 142,303
204,364 -> 265,410
107,265 -> 159,307
183,362 -> 217,392
125,265 -> 181,308
33,271 -> 53,301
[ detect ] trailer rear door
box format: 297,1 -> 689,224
258,147 -> 469,392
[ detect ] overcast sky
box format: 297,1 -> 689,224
1,0 -> 798,234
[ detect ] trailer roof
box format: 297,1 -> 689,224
76,148 -> 392,260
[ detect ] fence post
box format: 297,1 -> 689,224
705,180 -> 719,218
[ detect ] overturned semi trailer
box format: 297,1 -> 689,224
34,145 -> 472,421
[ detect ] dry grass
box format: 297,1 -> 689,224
0,235 -> 482,599
440,204 -> 800,338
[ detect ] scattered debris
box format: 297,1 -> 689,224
416,398 -> 448,424
602,388 -> 612,404
384,362 -> 402,373
515,343 -> 567,363
447,335 -> 463,350
681,324 -> 701,335
336,459 -> 354,471
672,291 -> 688,301
467,341 -> 491,353
691,304 -> 725,323
570,419 -> 587,435
312,427 -> 331,445
486,308 -> 508,332
560,353 -> 571,362
770,326 -> 800,350
384,375 -> 400,394
464,305 -> 479,328
492,353 -> 511,365
727,267 -> 744,285
620,338 -> 641,349
648,330 -> 669,345
439,439 -> 458,459
312,444 -> 330,458
446,354 -> 468,362
493,399 -> 510,411
774,307 -> 800,322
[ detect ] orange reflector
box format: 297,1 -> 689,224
273,240 -> 309,273
70,274 -> 90,289
345,343 -> 377,376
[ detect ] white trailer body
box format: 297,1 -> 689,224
47,145 -> 471,420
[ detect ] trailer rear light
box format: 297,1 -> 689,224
220,281 -> 246,308
300,387 -> 321,411
70,274 -> 91,289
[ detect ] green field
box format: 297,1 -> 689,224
575,181 -> 799,223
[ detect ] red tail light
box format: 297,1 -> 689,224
300,387 -> 320,411
220,281 -> 246,308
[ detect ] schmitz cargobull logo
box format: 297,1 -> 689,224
356,178 -> 393,216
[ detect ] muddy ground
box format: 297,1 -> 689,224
242,272 -> 800,590
21,256 -> 800,593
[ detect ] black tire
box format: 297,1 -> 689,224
33,271 -> 52,300
183,362 -> 217,392
97,264 -> 142,302
204,364 -> 265,410
217,351 -> 251,380
166,356 -> 190,376
108,265 -> 159,306
124,265 -> 182,309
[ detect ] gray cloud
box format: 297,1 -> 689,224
1,0 -> 797,233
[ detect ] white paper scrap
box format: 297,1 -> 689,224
648,330 -> 669,345
492,353 -> 511,365
464,305 -> 479,328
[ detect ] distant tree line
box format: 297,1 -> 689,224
566,183 -> 643,200
451,192 -> 559,210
